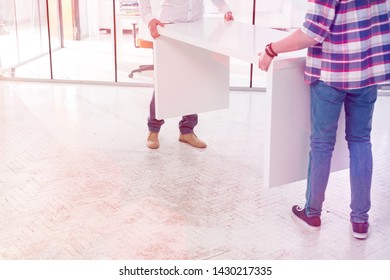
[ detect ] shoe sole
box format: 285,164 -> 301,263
351,226 -> 370,240
290,211 -> 321,231
146,145 -> 159,149
178,138 -> 206,148
146,142 -> 159,149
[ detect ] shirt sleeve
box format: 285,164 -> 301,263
138,0 -> 154,25
301,0 -> 338,43
209,0 -> 231,15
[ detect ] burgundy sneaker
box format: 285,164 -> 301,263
351,222 -> 370,240
291,205 -> 321,230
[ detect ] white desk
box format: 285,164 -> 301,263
153,18 -> 349,188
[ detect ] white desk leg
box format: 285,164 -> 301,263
154,36 -> 230,119
264,58 -> 349,188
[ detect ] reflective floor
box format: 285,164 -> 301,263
0,81 -> 390,260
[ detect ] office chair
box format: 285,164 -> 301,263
128,22 -> 154,78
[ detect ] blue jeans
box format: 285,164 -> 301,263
147,90 -> 198,134
305,81 -> 377,223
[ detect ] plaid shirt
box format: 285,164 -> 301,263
301,0 -> 390,89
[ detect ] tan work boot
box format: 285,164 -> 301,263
146,132 -> 159,149
179,133 -> 207,148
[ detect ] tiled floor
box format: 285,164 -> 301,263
0,80 -> 389,260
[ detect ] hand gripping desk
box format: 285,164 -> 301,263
153,18 -> 348,188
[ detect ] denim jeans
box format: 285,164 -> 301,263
147,90 -> 198,134
305,81 -> 377,223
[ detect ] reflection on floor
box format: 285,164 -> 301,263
0,81 -> 389,260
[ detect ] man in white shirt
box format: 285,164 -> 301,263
139,0 -> 234,149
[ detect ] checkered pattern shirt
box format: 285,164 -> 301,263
301,0 -> 390,89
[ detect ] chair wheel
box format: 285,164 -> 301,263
128,73 -> 134,78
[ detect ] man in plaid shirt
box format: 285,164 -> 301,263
258,0 -> 390,239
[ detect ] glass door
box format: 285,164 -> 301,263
0,0 -> 18,77
50,0 -> 115,82
116,0 -> 154,84
0,0 -> 62,79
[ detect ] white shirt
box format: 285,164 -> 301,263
138,0 -> 231,25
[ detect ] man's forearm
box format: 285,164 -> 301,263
271,29 -> 319,55
257,28 -> 319,71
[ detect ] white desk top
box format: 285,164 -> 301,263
157,17 -> 306,66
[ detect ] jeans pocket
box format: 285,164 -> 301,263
313,81 -> 345,104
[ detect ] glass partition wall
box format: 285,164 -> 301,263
0,0 -> 56,79
0,0 -> 306,89
52,0 -> 115,81
0,0 -> 115,81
